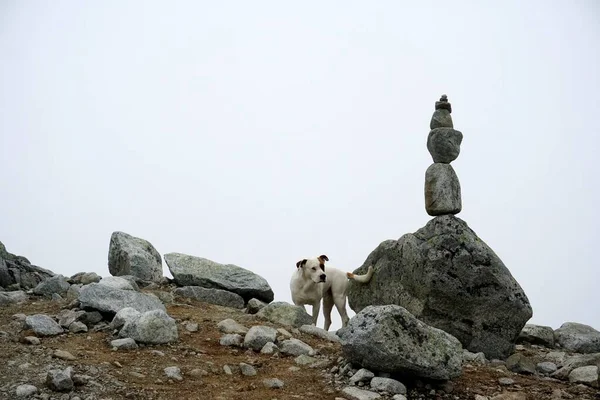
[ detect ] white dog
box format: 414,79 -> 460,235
290,255 -> 374,331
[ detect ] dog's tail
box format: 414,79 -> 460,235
346,265 -> 374,283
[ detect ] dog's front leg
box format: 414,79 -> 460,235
311,301 -> 321,326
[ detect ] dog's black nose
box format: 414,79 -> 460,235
320,274 -> 326,281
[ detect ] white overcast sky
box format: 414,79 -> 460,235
1,1 -> 599,331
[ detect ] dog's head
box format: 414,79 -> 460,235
296,255 -> 329,283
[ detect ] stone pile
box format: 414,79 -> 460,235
425,94 -> 463,216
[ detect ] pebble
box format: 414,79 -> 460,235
164,366 -> 183,381
15,384 -> 38,397
263,378 -> 284,389
240,362 -> 257,376
53,350 -> 77,361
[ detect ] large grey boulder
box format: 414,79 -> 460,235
338,305 -> 463,380
164,252 -> 274,303
108,231 -> 163,282
0,241 -> 55,290
554,322 -> 600,353
424,163 -> 461,216
427,127 -> 463,163
33,275 -> 70,297
256,302 -> 313,328
173,286 -> 244,309
517,324 -> 555,347
0,290 -> 28,306
552,353 -> 600,380
118,309 -> 178,344
25,314 -> 64,336
348,215 -> 532,360
569,365 -> 599,387
78,283 -> 165,315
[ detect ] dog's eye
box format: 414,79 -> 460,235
312,267 -> 316,271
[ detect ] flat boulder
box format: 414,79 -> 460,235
174,286 -> 244,309
517,324 -> 555,347
25,314 -> 64,336
33,275 -> 70,297
338,305 -> 463,380
98,276 -> 138,291
78,283 -> 165,315
554,322 -> 600,353
164,253 -> 273,303
348,215 -> 532,359
256,302 -> 312,328
108,232 -> 163,282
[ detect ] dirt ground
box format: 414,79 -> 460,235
1,294 -> 599,400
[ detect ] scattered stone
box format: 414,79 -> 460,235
338,305 -> 462,380
568,365 -> 599,387
185,322 -> 199,332
23,336 -> 40,345
280,338 -> 314,356
119,309 -> 178,344
78,272 -> 102,285
189,368 -> 208,378
108,231 -> 163,282
554,322 -> 600,353
68,321 -> 88,333
342,386 -> 381,400
0,290 -> 28,305
33,275 -> 70,297
78,283 -> 166,314
72,374 -> 91,386
261,342 -> 279,354
299,324 -> 340,342
370,377 -> 407,395
350,368 -> 375,384
15,384 -> 38,397
220,334 -> 243,347
174,286 -> 244,309
53,349 -> 77,361
65,284 -> 82,300
256,301 -> 313,327
164,366 -> 183,381
244,326 -> 277,351
506,353 -> 536,374
56,309 -> 86,328
247,298 -> 267,314
110,307 -> 141,330
498,377 -> 515,385
111,338 -> 138,350
295,354 -> 318,366
81,311 -> 103,327
98,276 -> 137,291
392,396 -> 408,400
463,350 -> 487,364
217,318 -> 248,334
545,351 -> 566,366
518,324 -> 555,347
46,367 -> 74,392
552,353 -> 600,380
537,361 -> 558,374
25,314 -> 63,336
262,378 -> 284,389
239,362 -> 257,376
223,365 -> 233,375
490,394 -> 526,400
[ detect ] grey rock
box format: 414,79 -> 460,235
81,311 -> 103,327
108,231 -> 163,282
299,324 -> 340,342
350,368 -> 375,384
223,364 -> 233,375
57,309 -> 86,328
280,338 -> 314,356
154,290 -> 174,304
347,215 -> 532,360
262,378 -> 284,389
23,336 -> 40,345
33,275 -> 70,297
164,252 -> 273,303
78,283 -> 165,314
244,325 -> 277,351
185,322 -> 198,332
247,298 -> 267,314
392,396 -> 408,400
427,127 -> 463,163
498,377 -> 515,386
239,362 -> 257,376
545,351 -> 566,366
69,321 -> 88,333
552,353 -> 600,380
46,367 -> 74,392
78,272 -> 102,285
15,384 -> 38,397
370,377 -> 407,395
65,284 -> 82,300
119,309 -> 178,344
217,318 -> 248,334
554,322 -> 600,353
537,361 -> 558,374
25,314 -> 63,336
53,349 -> 76,361
430,109 -> 453,129
506,353 -> 535,374
256,301 -> 313,327
173,286 -> 244,309
111,338 -> 138,350
261,342 -> 279,354
51,293 -> 63,302
220,333 -> 243,347
110,307 -> 141,330
0,241 -> 55,290
0,290 -> 28,305
72,374 -> 91,386
463,350 -> 487,364
294,354 -> 317,366
98,276 -> 137,291
342,386 -> 382,400
424,163 -> 461,216
568,365 -> 599,387
339,305 -> 462,380
518,324 -> 555,347
164,366 -> 183,381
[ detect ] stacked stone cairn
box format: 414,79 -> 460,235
425,94 -> 463,216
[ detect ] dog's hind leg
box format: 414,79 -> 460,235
333,294 -> 350,327
322,290 -> 334,331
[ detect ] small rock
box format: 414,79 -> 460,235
239,363 -> 257,376
69,321 -> 88,333
295,354 -> 318,366
217,319 -> 248,334
25,314 -> 63,336
370,377 -> 406,395
506,353 -> 536,374
164,366 -> 183,381
392,396 -> 408,400
72,374 -> 91,386
23,336 -> 40,345
263,378 -> 284,389
15,384 -> 38,397
350,368 -> 375,384
342,386 -> 381,400
244,326 -> 277,351
261,342 -> 279,354
111,338 -> 138,350
189,368 -> 208,377
46,368 -> 74,392
299,324 -> 340,342
498,377 -> 515,385
220,334 -> 243,347
247,298 -> 267,314
53,349 -> 77,361
185,322 -> 199,332
537,361 -> 558,374
569,365 -> 599,387
223,365 -> 233,375
280,338 -> 314,356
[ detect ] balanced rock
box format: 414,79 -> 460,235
173,286 -> 244,309
165,252 -> 274,303
427,128 -> 463,163
554,322 -> 600,353
424,163 -> 462,216
108,231 -> 163,282
347,215 -> 532,359
430,109 -> 453,129
338,305 -> 463,380
78,283 -> 165,315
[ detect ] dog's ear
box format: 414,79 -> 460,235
296,259 -> 307,269
318,255 -> 329,262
